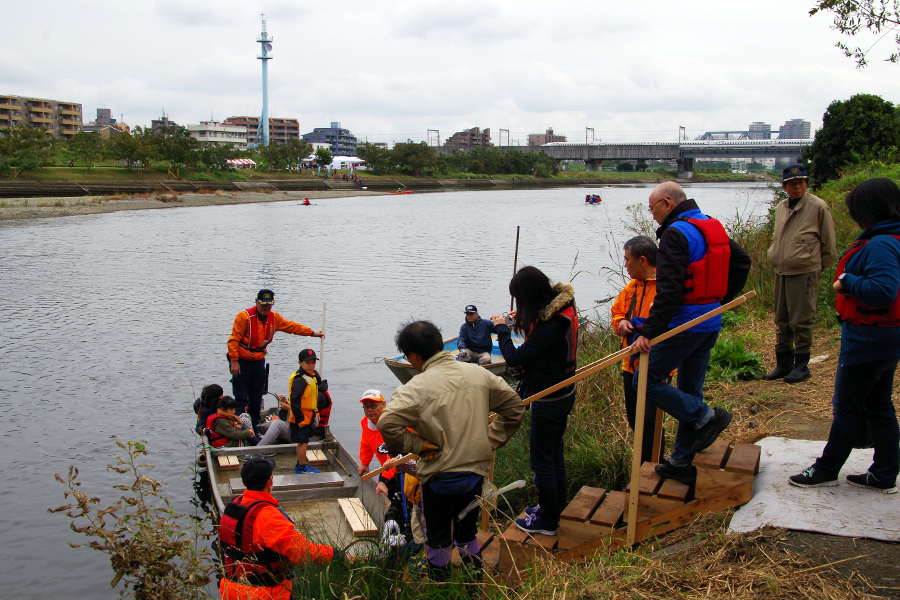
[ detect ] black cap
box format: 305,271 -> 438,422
298,348 -> 318,362
782,164 -> 808,182
241,456 -> 276,488
257,289 -> 275,304
465,305 -> 477,314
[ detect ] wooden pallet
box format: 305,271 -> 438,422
498,439 -> 760,578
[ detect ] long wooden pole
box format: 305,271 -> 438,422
319,303 -> 326,376
361,291 -> 756,482
510,226 -> 520,312
627,352 -> 649,546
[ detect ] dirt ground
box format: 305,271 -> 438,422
704,319 -> 900,598
0,189 -> 383,221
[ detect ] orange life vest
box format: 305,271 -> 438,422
240,306 -> 275,353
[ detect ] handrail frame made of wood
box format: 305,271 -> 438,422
361,291 -> 756,482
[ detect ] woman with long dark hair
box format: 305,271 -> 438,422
789,178 -> 900,493
491,266 -> 578,534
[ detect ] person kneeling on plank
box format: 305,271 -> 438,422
378,320 -> 525,582
218,456 -> 350,600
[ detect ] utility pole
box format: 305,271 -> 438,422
427,129 -> 440,146
678,126 -> 686,143
586,127 -> 595,143
499,129 -> 509,148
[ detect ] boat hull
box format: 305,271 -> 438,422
383,335 -> 519,384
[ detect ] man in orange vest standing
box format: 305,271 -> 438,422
227,289 -> 324,429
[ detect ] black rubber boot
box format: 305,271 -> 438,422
784,353 -> 811,384
762,350 -> 794,381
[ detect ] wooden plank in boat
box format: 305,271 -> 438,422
218,455 -> 240,471
230,471 -> 344,493
338,498 -> 378,536
560,486 -> 606,522
306,450 -> 328,466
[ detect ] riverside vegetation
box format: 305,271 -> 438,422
50,161 -> 900,598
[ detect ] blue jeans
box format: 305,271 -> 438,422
530,394 -> 575,524
231,358 -> 266,427
813,356 -> 900,483
634,330 -> 719,464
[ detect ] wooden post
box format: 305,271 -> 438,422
626,352 -> 649,546
480,455 -> 495,531
651,408 -> 664,462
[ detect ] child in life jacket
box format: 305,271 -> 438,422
206,396 -> 258,448
610,236 -> 671,464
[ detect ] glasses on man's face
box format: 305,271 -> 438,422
648,197 -> 668,213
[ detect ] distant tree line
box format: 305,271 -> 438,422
357,141 -> 560,177
0,124 -> 313,178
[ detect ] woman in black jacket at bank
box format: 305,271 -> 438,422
491,266 -> 578,536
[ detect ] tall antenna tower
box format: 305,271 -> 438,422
257,14 -> 273,146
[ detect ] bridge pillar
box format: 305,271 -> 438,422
585,159 -> 602,171
676,157 -> 694,179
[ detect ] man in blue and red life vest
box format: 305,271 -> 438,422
227,289 -> 324,430
630,182 -> 751,486
218,456 -> 348,600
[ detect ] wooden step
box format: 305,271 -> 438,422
338,497 -> 378,536
589,490 -> 628,527
229,471 -> 344,493
693,438 -> 732,469
724,442 -> 761,475
624,462 -> 663,495
560,486 -> 606,521
657,478 -> 691,501
557,520 -> 611,551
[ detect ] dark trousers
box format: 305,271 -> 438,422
773,272 -> 820,354
813,356 -> 900,483
622,371 -> 665,464
421,477 -> 482,560
230,358 -> 266,427
530,394 -> 575,524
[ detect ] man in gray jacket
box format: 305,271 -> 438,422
379,320 -> 524,582
765,164 -> 837,383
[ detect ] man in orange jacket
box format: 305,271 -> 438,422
227,289 -> 324,429
218,456 -> 346,600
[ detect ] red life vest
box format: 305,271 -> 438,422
206,414 -> 230,448
835,235 -> 900,327
240,306 -> 275,354
219,497 -> 290,587
681,217 -> 730,305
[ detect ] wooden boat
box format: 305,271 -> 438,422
205,430 -> 386,550
384,334 -> 522,384
584,193 -> 602,204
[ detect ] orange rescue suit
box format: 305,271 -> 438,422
219,490 -> 335,600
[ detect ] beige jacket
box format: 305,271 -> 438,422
767,191 -> 837,275
377,351 -> 525,484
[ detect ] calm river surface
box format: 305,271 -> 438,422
0,182 -> 772,597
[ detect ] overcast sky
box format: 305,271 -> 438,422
3,0 -> 899,144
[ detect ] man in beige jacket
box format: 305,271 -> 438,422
765,164 -> 837,383
379,320 -> 524,582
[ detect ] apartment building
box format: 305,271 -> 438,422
528,127 -> 566,146
444,127 -> 492,151
779,118 -> 811,139
186,121 -> 249,149
0,94 -> 83,139
302,122 -> 358,156
224,116 -> 300,146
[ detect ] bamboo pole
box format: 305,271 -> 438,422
319,303 -> 326,376
627,352 -> 649,546
361,291 -> 756,483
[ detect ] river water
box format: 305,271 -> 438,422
0,182 -> 772,598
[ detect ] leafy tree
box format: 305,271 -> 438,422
280,138 -> 313,169
392,141 -> 438,177
0,125 -> 56,177
198,143 -> 239,172
314,146 -> 334,169
801,93 -> 900,186
636,161 -> 649,172
810,0 -> 900,67
357,143 -> 393,173
617,162 -> 634,172
106,127 -> 157,178
68,132 -> 105,172
152,125 -> 200,169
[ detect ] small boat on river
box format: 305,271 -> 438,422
205,430 -> 385,550
384,334 -> 522,384
389,190 -> 414,194
585,193 -> 602,204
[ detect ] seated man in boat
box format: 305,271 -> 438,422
457,305 -> 495,365
288,349 -> 323,474
218,456 -> 348,600
379,320 -> 525,582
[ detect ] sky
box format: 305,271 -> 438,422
3,0 -> 899,145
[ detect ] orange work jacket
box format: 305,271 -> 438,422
611,277 -> 659,374
227,309 -> 313,362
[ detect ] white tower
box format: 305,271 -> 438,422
257,14 -> 273,146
